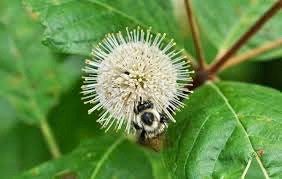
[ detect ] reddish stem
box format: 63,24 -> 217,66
208,0 -> 282,75
184,0 -> 205,70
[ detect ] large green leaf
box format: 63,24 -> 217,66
23,0 -> 182,56
17,136 -> 170,179
0,0 -> 81,176
0,0 -> 80,124
0,123 -> 50,178
192,0 -> 282,61
165,81 -> 282,178
0,99 -> 50,178
48,80 -> 104,153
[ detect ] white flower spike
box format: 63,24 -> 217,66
81,27 -> 193,136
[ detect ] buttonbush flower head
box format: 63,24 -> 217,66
81,27 -> 193,133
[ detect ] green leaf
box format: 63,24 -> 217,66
17,136 -> 170,179
0,99 -> 17,136
192,0 -> 282,61
165,81 -> 282,178
0,124 -> 50,178
245,159 -> 265,179
48,80 -> 104,153
0,98 -> 50,178
0,0 -> 81,124
23,0 -> 182,56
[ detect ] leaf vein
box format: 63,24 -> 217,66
208,82 -> 270,179
183,115 -> 211,178
44,0 -> 149,41
90,137 -> 125,179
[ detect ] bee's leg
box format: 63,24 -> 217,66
160,113 -> 169,124
132,122 -> 142,130
134,108 -> 138,114
139,130 -> 146,142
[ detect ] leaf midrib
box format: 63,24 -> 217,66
208,82 -> 270,179
45,0 -> 148,35
182,115 -> 211,177
90,0 -> 146,26
90,137 -> 125,179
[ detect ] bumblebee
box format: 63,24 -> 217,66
133,100 -> 169,139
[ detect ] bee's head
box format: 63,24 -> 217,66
139,108 -> 161,132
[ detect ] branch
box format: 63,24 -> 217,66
208,0 -> 282,75
184,0 -> 205,69
40,119 -> 61,159
220,38 -> 282,71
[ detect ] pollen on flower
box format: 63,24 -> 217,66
81,27 -> 193,133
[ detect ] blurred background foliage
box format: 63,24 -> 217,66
0,0 -> 281,178
0,0 -> 101,177
173,0 -> 282,90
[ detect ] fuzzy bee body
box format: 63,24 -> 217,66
133,100 -> 169,139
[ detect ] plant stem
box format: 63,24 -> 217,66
39,119 -> 61,159
221,38 -> 282,71
208,0 -> 282,75
184,0 -> 205,70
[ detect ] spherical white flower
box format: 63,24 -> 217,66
81,27 -> 193,133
